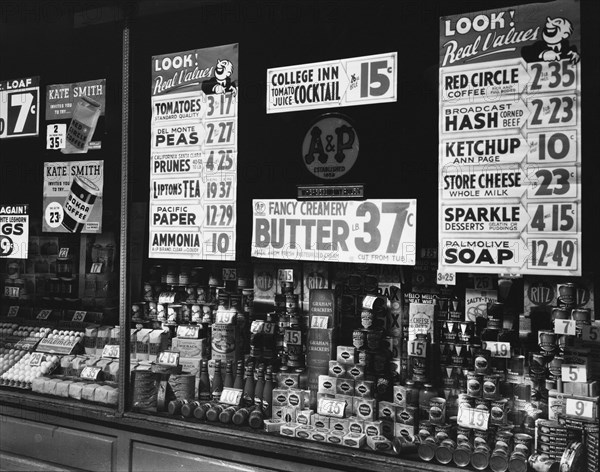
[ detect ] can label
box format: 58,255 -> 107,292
353,329 -> 367,350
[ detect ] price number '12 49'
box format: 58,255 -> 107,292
528,238 -> 578,271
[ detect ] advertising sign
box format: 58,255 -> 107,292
0,205 -> 29,259
42,160 -> 104,233
267,52 -> 397,113
0,76 -> 39,139
251,199 -> 416,265
46,79 -> 106,120
438,0 -> 581,275
150,44 -> 238,260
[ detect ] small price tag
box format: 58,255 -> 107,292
5,286 -> 20,298
58,247 -> 70,258
317,398 -> 347,418
7,306 -> 19,317
311,316 -> 329,329
408,340 -> 427,358
36,309 -> 52,320
80,366 -> 102,381
102,344 -> 120,358
473,275 -> 494,290
262,322 -> 275,335
90,262 -> 103,274
72,311 -> 87,322
157,350 -> 180,367
29,352 -> 44,367
555,319 -> 576,336
362,295 -> 377,310
278,269 -> 294,283
565,398 -> 595,420
561,364 -> 588,383
215,310 -> 236,324
582,324 -> 600,342
284,329 -> 302,345
222,268 -> 237,281
220,387 -> 243,405
250,320 -> 264,333
437,270 -> 456,286
176,325 -> 200,339
46,124 -> 66,150
457,405 -> 489,431
158,292 -> 175,304
483,341 -> 511,358
420,248 -> 437,259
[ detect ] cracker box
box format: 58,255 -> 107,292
330,418 -> 349,433
280,423 -> 300,437
318,375 -> 336,395
364,420 -> 383,437
311,414 -> 330,429
336,378 -> 355,396
273,388 -> 288,407
329,360 -> 347,378
354,379 -> 374,398
354,397 -> 376,421
327,430 -> 345,445
367,435 -> 393,451
348,417 -> 364,434
343,432 -> 366,448
296,409 -> 313,425
287,388 -> 305,409
337,346 -> 356,365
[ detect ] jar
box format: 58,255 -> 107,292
419,383 -> 438,421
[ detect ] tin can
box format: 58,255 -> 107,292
471,444 -> 491,470
571,308 -> 591,337
507,451 -> 528,472
456,425 -> 471,446
63,96 -> 101,154
404,381 -> 419,407
489,447 -> 509,472
490,398 -> 508,425
473,429 -> 491,448
352,329 -> 368,350
418,420 -> 436,440
434,422 -> 453,442
513,433 -> 532,455
547,355 -> 563,378
528,453 -> 559,472
557,283 -> 577,308
457,393 -> 475,409
360,309 -> 374,329
538,330 -> 557,353
474,348 -> 491,374
467,372 -> 483,397
435,439 -> 457,465
453,442 -> 472,467
418,436 -> 438,462
483,374 -> 500,399
393,436 -> 419,456
442,321 -> 459,343
529,352 -> 548,377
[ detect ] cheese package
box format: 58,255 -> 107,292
56,380 -> 74,398
82,383 -> 102,402
135,329 -> 153,361
68,381 -> 85,400
95,326 -> 113,356
149,329 -> 168,362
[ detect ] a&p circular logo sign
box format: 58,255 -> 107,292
302,114 -> 359,180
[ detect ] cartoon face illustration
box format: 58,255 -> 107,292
542,17 -> 573,46
215,59 -> 234,81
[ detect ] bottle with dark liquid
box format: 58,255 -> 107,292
242,361 -> 255,407
262,366 -> 274,418
223,360 -> 234,389
254,364 -> 265,409
205,403 -> 224,421
211,360 -> 223,402
232,405 -> 258,426
198,360 -> 211,402
233,360 -> 244,390
219,405 -> 242,424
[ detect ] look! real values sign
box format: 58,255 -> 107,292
438,0 -> 582,276
149,44 -> 238,260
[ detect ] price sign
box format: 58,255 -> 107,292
457,405 -> 489,431
408,340 -> 427,358
527,60 -> 578,93
317,398 -> 347,418
206,175 -> 235,202
528,238 -> 579,273
421,247 -> 437,259
4,286 -> 20,298
527,94 -> 578,129
362,295 -> 379,310
554,319 -> 577,336
527,130 -> 578,164
278,269 -> 294,283
527,166 -> 578,200
483,341 -> 511,358
565,398 -> 596,420
204,231 -> 234,258
7,306 -> 19,317
220,387 -> 243,406
528,203 -> 578,233
222,268 -> 237,281
582,324 -> 600,342
176,325 -> 200,339
437,270 -> 456,286
29,352 -> 44,367
58,247 -> 70,258
205,204 -> 234,228
72,311 -> 87,322
311,316 -> 329,329
204,119 -> 236,147
215,311 -> 236,324
0,77 -> 40,138
157,350 -> 180,367
205,92 -> 236,119
36,309 -> 52,320
46,123 -> 66,149
158,292 -> 176,304
80,366 -> 102,381
284,329 -> 302,346
561,364 -> 587,383
0,235 -> 16,257
204,149 -> 236,174
102,344 -> 120,359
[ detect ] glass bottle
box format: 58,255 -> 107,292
219,405 -> 242,424
205,403 -> 224,421
181,400 -> 201,418
262,366 -> 274,418
193,402 -> 213,420
223,360 -> 234,389
242,361 -> 255,407
211,360 -> 223,402
254,364 -> 265,409
198,359 -> 211,402
233,360 -> 244,390
232,405 -> 257,426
